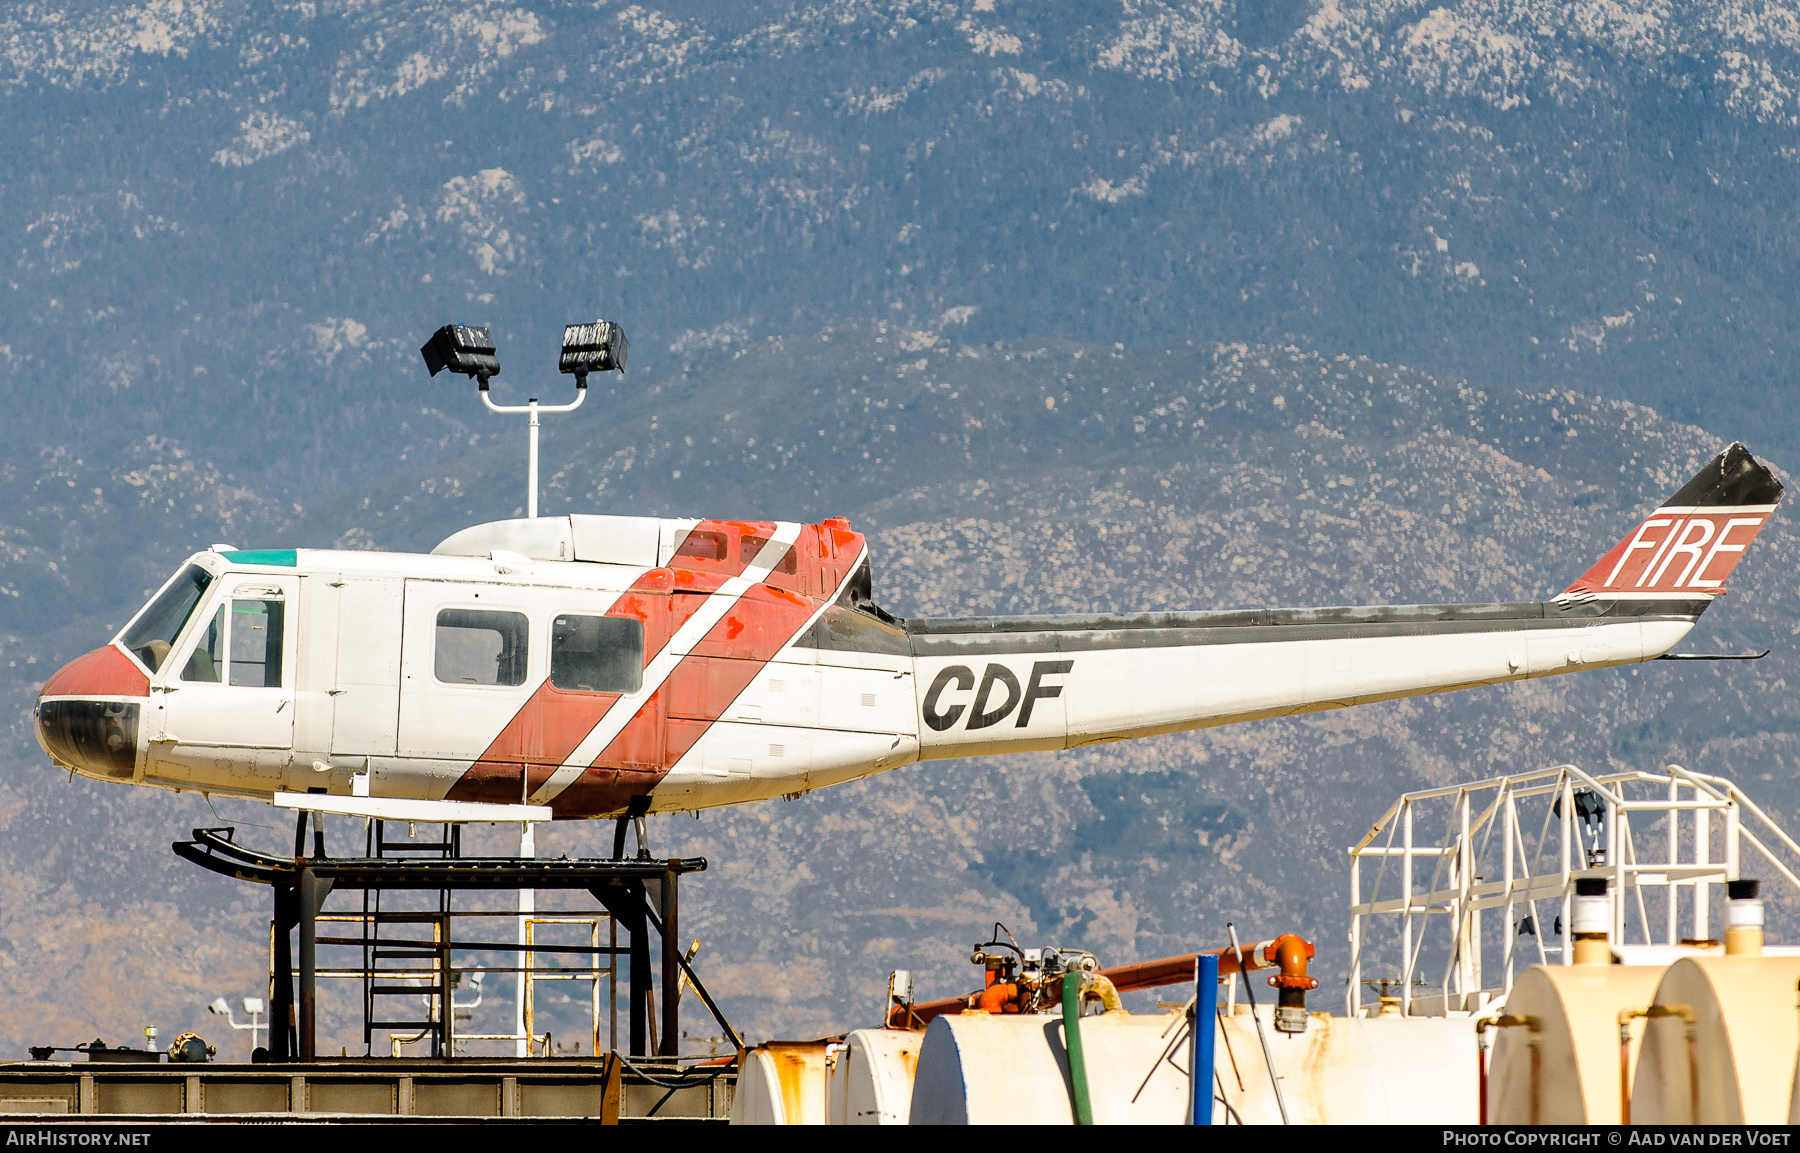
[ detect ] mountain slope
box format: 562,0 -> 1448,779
4,324 -> 1796,1049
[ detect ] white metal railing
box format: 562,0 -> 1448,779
1346,764 -> 1800,1017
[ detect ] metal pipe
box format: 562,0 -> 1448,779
479,380 -> 585,521
1192,953 -> 1218,1126
1349,853 -> 1362,1017
527,400 -> 539,519
1618,1007 -> 1645,1125
516,821 -> 534,1058
1227,922 -> 1288,1125
1061,972 -> 1094,1126
1480,1016 -> 1540,1123
1645,1004 -> 1699,1123
894,939 -> 1303,1028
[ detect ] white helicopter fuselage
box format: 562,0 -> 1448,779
33,442 -> 1782,821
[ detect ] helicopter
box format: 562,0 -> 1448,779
33,322 -> 1786,826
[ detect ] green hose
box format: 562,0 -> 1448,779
1062,972 -> 1095,1125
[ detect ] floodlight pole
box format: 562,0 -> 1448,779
478,375 -> 588,519
472,371 -> 586,1056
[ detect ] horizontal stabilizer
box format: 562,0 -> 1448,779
1563,443 -> 1783,599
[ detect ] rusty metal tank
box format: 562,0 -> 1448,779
1631,956 -> 1800,1124
1487,964 -> 1666,1124
826,1028 -> 922,1125
729,1040 -> 831,1125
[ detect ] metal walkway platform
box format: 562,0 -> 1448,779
0,1056 -> 733,1122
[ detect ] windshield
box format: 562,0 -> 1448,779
120,565 -> 214,673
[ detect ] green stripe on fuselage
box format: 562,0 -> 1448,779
220,549 -> 298,567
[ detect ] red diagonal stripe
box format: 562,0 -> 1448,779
445,558 -> 746,803
550,561 -> 855,818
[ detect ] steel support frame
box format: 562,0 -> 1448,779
178,827 -> 714,1062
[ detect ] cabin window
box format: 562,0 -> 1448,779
229,599 -> 286,688
181,607 -> 225,683
740,534 -> 798,574
435,608 -> 529,687
551,615 -> 644,693
673,530 -> 728,562
121,564 -> 214,672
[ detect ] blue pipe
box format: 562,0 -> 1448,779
1193,953 -> 1219,1125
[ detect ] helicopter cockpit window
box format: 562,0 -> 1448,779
180,598 -> 285,686
182,607 -> 225,683
121,565 -> 214,673
229,599 -> 286,688
435,608 -> 529,687
551,615 -> 644,693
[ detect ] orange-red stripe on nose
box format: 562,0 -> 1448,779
40,646 -> 149,699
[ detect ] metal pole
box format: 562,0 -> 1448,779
1668,777 -> 1679,947
527,399 -> 540,519
631,888 -> 651,1056
1402,802 -> 1414,1015
1696,800 -> 1710,941
271,887 -> 296,1061
1503,784 -> 1516,994
1560,778 -> 1573,966
516,821 -> 535,1057
1348,853 -> 1361,1017
1227,922 -> 1288,1125
1620,791 -> 1634,942
1192,953 -> 1219,1125
661,866 -> 679,1057
478,380 -> 583,522
1458,790 -> 1472,1002
299,867 -> 317,1062
1725,793 -> 1740,882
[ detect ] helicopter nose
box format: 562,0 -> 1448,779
36,645 -> 150,780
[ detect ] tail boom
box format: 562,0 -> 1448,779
900,599 -> 1696,760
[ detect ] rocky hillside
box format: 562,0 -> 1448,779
4,323 -> 1797,1051
5,0 -> 1800,499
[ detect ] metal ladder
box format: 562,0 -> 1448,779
359,821 -> 460,1056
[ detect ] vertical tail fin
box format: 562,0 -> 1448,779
1563,443 -> 1783,599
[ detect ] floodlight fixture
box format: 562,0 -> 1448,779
420,316 -> 631,520
559,319 -> 629,383
209,994 -> 268,1050
420,323 -> 502,383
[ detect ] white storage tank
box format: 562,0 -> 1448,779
1213,1008 -> 1478,1124
908,1012 -> 1189,1124
730,1041 -> 832,1125
827,1028 -> 923,1125
1632,956 -> 1800,1123
1486,964 -> 1665,1124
